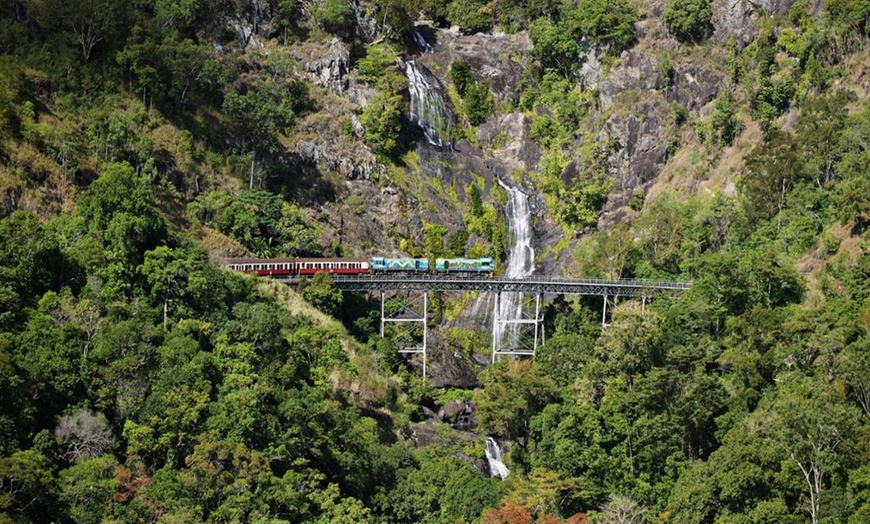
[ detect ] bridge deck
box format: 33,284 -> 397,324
277,274 -> 691,296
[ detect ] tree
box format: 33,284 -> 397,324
142,246 -> 209,329
300,272 -> 344,317
738,131 -> 806,225
570,0 -> 637,56
222,80 -> 298,189
55,409 -> 115,463
481,501 -> 534,524
766,378 -> 860,524
0,450 -> 59,522
663,0 -> 712,43
464,81 -> 494,126
76,162 -> 165,267
361,92 -> 405,159
711,89 -> 740,146
836,107 -> 870,230
59,455 -> 120,524
316,0 -> 356,38
796,93 -> 848,186
476,361 -> 558,441
598,494 -> 647,524
449,60 -> 474,97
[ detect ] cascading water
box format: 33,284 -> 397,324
406,61 -> 451,148
485,437 -> 510,479
411,29 -> 434,54
493,178 -> 535,354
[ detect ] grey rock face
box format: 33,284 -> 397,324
712,0 -> 760,46
295,140 -> 376,180
668,63 -> 726,113
600,100 -> 672,207
578,41 -> 605,91
476,113 -> 540,171
599,50 -> 664,109
290,38 -> 350,95
747,0 -> 799,15
441,31 -> 532,100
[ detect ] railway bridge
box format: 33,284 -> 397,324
278,274 -> 691,378
278,273 -> 691,378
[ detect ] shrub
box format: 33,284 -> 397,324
315,0 -> 355,38
712,90 -> 740,146
463,82 -> 493,126
663,0 -> 713,43
449,60 -> 474,97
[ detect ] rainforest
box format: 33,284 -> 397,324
2,0 -> 870,522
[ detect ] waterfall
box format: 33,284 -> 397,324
493,178 -> 535,354
411,29 -> 434,54
406,61 -> 451,148
485,437 -> 510,479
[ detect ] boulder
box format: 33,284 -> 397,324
438,400 -> 467,422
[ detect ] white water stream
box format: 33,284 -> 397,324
406,60 -> 451,148
485,437 -> 510,479
493,178 -> 535,354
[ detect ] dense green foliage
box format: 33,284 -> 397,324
3,0 -> 870,522
663,0 -> 713,43
447,59 -> 494,127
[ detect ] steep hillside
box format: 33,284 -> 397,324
3,0 -> 870,522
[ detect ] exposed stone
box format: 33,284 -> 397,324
747,0 -> 800,15
410,421 -> 438,447
427,30 -> 532,100
668,62 -> 726,113
578,41 -> 605,91
601,100 -> 672,203
712,0 -> 760,46
476,112 -> 540,171
418,405 -> 439,421
345,72 -> 379,107
438,400 -> 467,422
599,50 -> 664,109
290,38 -> 351,95
295,139 -> 377,180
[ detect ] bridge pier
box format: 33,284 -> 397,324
491,292 -> 545,363
601,294 -> 617,327
380,291 -> 428,380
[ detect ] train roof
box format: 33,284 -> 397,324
226,257 -> 368,264
294,257 -> 369,263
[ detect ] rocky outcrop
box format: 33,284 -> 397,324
599,97 -> 674,214
290,38 -> 351,95
668,62 -> 726,113
578,41 -> 605,91
712,0 -> 760,46
747,0 -> 800,15
476,113 -> 540,171
599,50 -> 664,109
295,139 -> 377,179
420,29 -> 532,101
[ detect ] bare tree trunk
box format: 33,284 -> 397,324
249,154 -> 256,190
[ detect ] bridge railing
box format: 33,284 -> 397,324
283,273 -> 692,290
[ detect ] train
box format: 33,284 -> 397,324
226,256 -> 495,277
